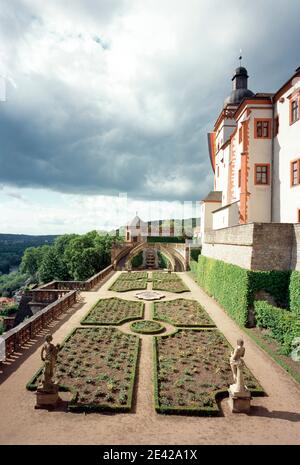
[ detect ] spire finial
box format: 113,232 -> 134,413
239,49 -> 243,67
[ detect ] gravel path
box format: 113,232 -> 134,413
0,271 -> 299,445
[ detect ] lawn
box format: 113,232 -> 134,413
153,299 -> 215,327
81,297 -> 144,325
27,327 -> 140,412
154,328 -> 264,415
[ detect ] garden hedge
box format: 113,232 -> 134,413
289,271 -> 300,317
191,256 -> 296,326
254,300 -> 300,355
191,256 -> 250,326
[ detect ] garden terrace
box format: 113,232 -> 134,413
81,297 -> 144,325
153,299 -> 215,327
152,272 -> 189,293
154,328 -> 263,416
27,327 -> 140,413
109,272 -> 148,292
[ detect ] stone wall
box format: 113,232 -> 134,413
201,223 -> 300,271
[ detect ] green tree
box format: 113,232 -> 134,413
20,245 -> 49,277
38,248 -> 64,283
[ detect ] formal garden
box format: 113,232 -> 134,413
152,271 -> 189,293
27,327 -> 140,412
154,328 -> 263,415
25,269 -> 265,416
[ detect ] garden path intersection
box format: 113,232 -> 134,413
0,271 -> 300,444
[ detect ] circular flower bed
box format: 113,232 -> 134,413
130,320 -> 165,335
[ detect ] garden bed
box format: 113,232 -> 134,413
154,328 -> 264,416
153,299 -> 215,327
130,320 -> 165,334
109,272 -> 148,292
27,327 -> 140,413
81,297 -> 144,325
152,272 -> 189,293
117,271 -> 148,281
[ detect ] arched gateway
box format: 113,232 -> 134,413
112,241 -> 187,271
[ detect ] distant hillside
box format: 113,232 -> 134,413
0,234 -> 59,274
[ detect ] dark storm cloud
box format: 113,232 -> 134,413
0,0 -> 299,202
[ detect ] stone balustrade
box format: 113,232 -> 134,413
35,265 -> 114,292
0,265 -> 114,363
0,290 -> 77,361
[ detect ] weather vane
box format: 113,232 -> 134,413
239,49 -> 243,67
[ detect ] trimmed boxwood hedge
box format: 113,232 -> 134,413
192,256 -> 250,326
290,271 -> 300,317
191,256 -> 299,327
254,300 -> 300,355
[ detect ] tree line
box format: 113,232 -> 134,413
0,231 -> 122,296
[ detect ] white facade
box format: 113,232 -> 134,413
203,66 -> 300,232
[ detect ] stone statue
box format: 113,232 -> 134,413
167,261 -> 172,273
35,334 -> 60,408
230,338 -> 245,389
39,334 -> 60,391
228,339 -> 251,413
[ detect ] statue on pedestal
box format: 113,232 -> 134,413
35,334 -> 60,409
228,339 -> 251,413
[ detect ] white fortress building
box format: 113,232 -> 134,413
200,63 -> 300,271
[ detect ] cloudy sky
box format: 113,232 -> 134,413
0,0 -> 299,234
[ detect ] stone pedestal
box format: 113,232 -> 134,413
35,384 -> 59,409
228,384 -> 251,413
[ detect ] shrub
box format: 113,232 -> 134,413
131,251 -> 143,268
254,301 -> 300,355
0,303 -> 18,316
289,271 -> 300,317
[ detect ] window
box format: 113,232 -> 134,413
239,126 -> 243,144
291,159 -> 300,186
290,97 -> 299,124
238,169 -> 241,188
255,119 -> 271,139
255,164 -> 270,185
